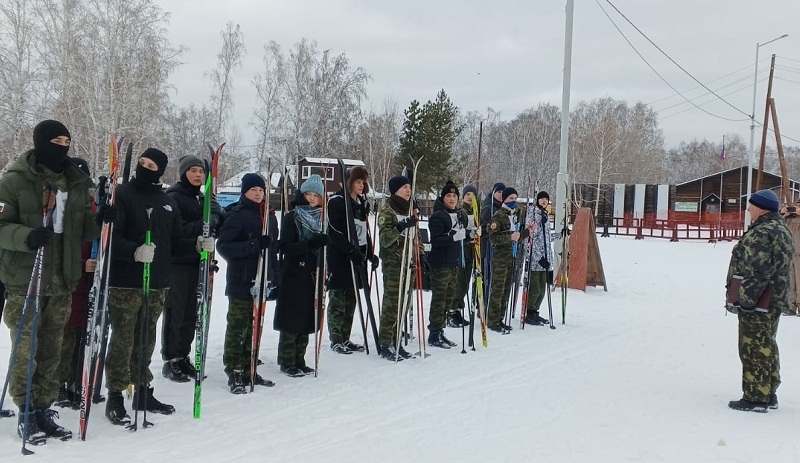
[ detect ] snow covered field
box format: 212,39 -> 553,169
1,235 -> 799,462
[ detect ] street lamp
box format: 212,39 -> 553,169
744,33 -> 788,227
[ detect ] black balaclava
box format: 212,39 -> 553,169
133,148 -> 168,186
33,120 -> 71,173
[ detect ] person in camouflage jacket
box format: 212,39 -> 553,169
487,187 -> 528,332
376,176 -> 419,361
726,189 -> 793,413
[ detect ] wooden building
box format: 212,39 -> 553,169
674,166 -> 799,215
298,157 -> 365,194
572,165 -> 800,227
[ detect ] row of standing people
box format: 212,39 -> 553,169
0,121 -> 560,447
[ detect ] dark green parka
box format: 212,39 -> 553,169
0,150 -> 99,293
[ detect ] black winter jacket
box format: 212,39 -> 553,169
273,202 -> 323,334
326,189 -> 374,290
166,181 -> 225,265
109,180 -> 185,289
216,197 -> 266,298
428,198 -> 469,269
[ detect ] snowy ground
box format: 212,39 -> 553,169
1,235 -> 799,462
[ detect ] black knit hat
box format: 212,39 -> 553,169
140,148 -> 168,176
241,173 -> 266,194
439,181 -> 459,199
492,182 -> 506,194
502,187 -> 518,202
348,165 -> 370,194
462,184 -> 478,199
536,191 -> 550,201
388,176 -> 410,195
178,155 -> 204,177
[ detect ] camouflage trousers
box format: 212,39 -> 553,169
105,287 -> 167,392
487,257 -> 512,326
428,267 -> 459,331
58,326 -> 83,383
3,293 -> 72,409
224,297 -> 254,376
379,262 -> 413,347
327,288 -> 357,344
738,311 -> 781,402
525,271 -> 548,315
277,331 -> 310,368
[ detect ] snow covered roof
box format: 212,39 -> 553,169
300,157 -> 365,166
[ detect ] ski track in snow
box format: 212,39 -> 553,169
2,235 -> 800,462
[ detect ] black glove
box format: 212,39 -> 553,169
96,205 -> 117,226
257,235 -> 270,250
27,227 -> 53,250
348,246 -> 365,264
395,216 -> 416,232
369,254 -> 380,271
210,201 -> 222,215
308,234 -> 329,249
538,257 -> 550,269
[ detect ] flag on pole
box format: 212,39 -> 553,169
720,137 -> 726,161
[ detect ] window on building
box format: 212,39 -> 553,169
302,165 -> 334,180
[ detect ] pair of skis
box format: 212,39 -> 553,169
79,136 -> 133,441
467,193 -> 488,348
394,157 -> 426,359
193,143 -> 223,417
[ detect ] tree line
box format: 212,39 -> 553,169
1,0 -> 798,198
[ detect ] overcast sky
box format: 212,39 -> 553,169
156,0 -> 800,150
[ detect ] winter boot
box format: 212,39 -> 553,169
330,342 -> 353,355
54,384 -> 71,408
397,345 -> 415,360
248,373 -> 276,387
446,310 -> 470,328
428,330 -> 452,349
343,340 -> 365,352
35,408 -> 72,441
17,409 -> 47,445
280,365 -> 305,378
132,386 -> 175,415
533,312 -> 549,325
162,359 -> 190,383
228,370 -> 247,395
769,394 -> 779,410
297,363 -> 315,375
178,357 -> 196,376
728,398 -> 768,413
379,345 -> 404,362
105,391 -> 131,426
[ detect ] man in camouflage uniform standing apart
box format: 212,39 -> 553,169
487,187 -> 528,332
0,120 -> 99,443
727,189 -> 793,412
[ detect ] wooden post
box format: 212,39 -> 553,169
756,54 -> 777,190
770,99 -> 791,205
476,121 -> 483,194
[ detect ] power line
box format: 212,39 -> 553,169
595,0 -> 748,122
603,0 -> 752,121
647,60 -> 767,106
653,74 -> 759,114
